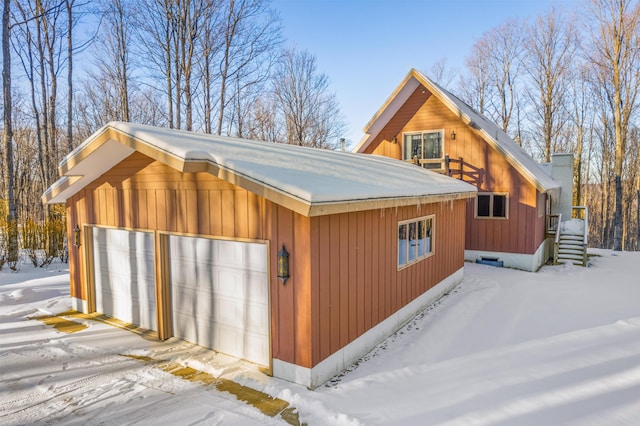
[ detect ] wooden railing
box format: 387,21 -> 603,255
574,206 -> 589,265
409,155 -> 486,186
553,213 -> 563,264
546,214 -> 560,236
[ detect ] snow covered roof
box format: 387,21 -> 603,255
354,69 -> 560,195
43,122 -> 476,216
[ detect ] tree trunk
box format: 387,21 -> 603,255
3,0 -> 18,263
573,126 -> 583,206
36,1 -> 51,187
45,4 -> 59,187
637,182 -> 640,250
116,0 -> 129,121
203,47 -> 211,133
66,0 -> 73,152
165,15 -> 173,129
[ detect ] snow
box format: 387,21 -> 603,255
2,249 -> 640,425
561,219 -> 586,236
47,122 -> 476,207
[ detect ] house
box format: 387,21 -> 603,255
43,121 -> 476,388
354,69 -> 578,271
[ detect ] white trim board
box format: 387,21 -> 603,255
272,267 -> 464,389
71,297 -> 89,314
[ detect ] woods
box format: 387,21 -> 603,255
1,0 -> 640,255
451,0 -> 640,251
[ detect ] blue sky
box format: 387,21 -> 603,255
272,0 -> 582,147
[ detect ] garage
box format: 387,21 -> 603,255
92,227 -> 157,331
47,122 -> 475,388
167,235 -> 270,366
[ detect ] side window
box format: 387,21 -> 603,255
398,215 -> 434,269
476,193 -> 508,219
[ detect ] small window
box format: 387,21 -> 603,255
476,193 -> 508,219
398,215 -> 434,269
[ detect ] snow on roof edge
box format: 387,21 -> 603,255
48,122 -> 477,215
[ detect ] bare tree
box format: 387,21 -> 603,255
486,19 -> 525,133
459,20 -> 524,138
3,0 -> 18,263
569,63 -> 593,207
428,58 -> 457,90
245,95 -> 281,142
587,0 -> 640,251
137,0 -> 175,127
13,0 -> 68,190
525,7 -> 577,162
459,36 -> 492,115
637,149 -> 640,247
198,1 -> 222,134
87,0 -> 135,123
65,0 -> 73,151
214,0 -> 281,135
272,47 -> 345,148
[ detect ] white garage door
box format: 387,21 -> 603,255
168,235 -> 270,366
92,227 -> 157,331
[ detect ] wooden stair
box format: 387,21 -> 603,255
554,219 -> 587,266
556,231 -> 587,266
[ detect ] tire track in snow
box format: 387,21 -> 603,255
0,352 -> 183,425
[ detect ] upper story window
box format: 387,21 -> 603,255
476,193 -> 508,219
398,215 -> 434,269
403,131 -> 443,170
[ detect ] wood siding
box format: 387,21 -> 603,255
67,151 -> 313,369
309,199 -> 467,366
66,150 -> 468,370
366,86 -> 545,254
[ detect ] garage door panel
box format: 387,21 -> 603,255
211,297 -> 269,332
215,324 -> 269,363
215,241 -> 243,268
244,244 -> 268,271
93,227 -> 157,331
172,312 -> 215,349
245,274 -> 269,304
172,288 -> 214,321
214,269 -> 245,299
168,235 -> 269,366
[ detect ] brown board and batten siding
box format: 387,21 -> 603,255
363,85 -> 545,256
66,151 -> 315,369
309,199 -> 466,366
66,149 -> 468,371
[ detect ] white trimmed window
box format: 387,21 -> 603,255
403,130 -> 444,169
476,193 -> 508,219
398,215 -> 434,269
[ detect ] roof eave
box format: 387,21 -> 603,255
354,72 -> 421,153
411,71 -> 560,194
307,190 -> 477,217
43,123 -> 479,218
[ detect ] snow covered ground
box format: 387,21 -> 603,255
2,249 -> 640,425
